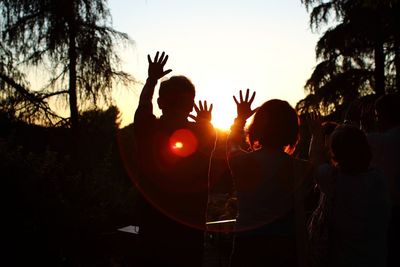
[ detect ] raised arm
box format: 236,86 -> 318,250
134,51 -> 172,121
229,89 -> 257,153
189,100 -> 216,153
307,111 -> 325,166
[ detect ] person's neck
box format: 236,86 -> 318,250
160,114 -> 188,125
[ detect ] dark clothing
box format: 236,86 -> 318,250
231,211 -> 297,267
313,165 -> 390,267
231,234 -> 296,267
388,205 -> 400,267
229,148 -> 311,267
133,106 -> 215,266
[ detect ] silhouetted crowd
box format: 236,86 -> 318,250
131,52 -> 399,267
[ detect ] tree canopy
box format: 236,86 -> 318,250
298,0 -> 400,116
0,0 -> 134,127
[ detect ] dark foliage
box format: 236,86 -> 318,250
298,0 -> 400,118
0,0 -> 134,128
1,107 -> 140,266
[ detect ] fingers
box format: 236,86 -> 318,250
188,114 -> 197,121
235,89 -> 255,104
194,103 -> 200,113
196,100 -> 213,111
154,51 -> 159,63
162,69 -> 172,76
161,54 -> 169,66
233,95 -> 239,105
151,51 -> 169,64
249,91 -> 256,104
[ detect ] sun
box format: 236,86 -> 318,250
192,90 -> 239,131
212,115 -> 233,132
210,100 -> 237,131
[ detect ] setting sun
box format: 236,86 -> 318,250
209,103 -> 236,131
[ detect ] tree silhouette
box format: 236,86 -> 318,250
0,0 -> 133,128
299,0 -> 400,115
1,41 -> 65,124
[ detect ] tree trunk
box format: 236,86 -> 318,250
67,2 -> 79,129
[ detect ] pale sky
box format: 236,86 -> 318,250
108,0 -> 320,129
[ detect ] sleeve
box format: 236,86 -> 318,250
227,118 -> 251,156
133,78 -> 158,127
133,105 -> 156,139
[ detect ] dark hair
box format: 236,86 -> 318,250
158,76 -> 195,116
329,124 -> 371,174
159,75 -> 195,99
248,99 -> 299,152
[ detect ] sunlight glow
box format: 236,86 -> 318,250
211,114 -> 234,132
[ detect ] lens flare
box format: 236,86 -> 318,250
169,129 -> 198,157
117,128 -> 211,231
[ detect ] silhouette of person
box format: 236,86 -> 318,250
368,93 -> 400,267
228,91 -> 312,267
312,124 -> 390,267
304,120 -> 339,224
133,52 -> 216,267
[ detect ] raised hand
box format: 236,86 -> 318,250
307,111 -> 325,164
147,51 -> 172,80
233,89 -> 257,121
189,100 -> 213,122
307,110 -> 322,135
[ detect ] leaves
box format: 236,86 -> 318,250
0,0 -> 134,125
298,0 -> 400,116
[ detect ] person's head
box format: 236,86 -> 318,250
157,75 -> 195,119
248,99 -> 299,154
329,124 -> 371,175
375,93 -> 400,132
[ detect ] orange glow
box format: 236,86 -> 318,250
169,129 -> 198,157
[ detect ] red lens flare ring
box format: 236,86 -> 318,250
169,129 -> 198,157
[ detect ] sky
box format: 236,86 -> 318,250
108,0 -> 320,129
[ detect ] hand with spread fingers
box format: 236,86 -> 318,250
233,89 -> 257,121
147,51 -> 172,80
189,100 -> 213,123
